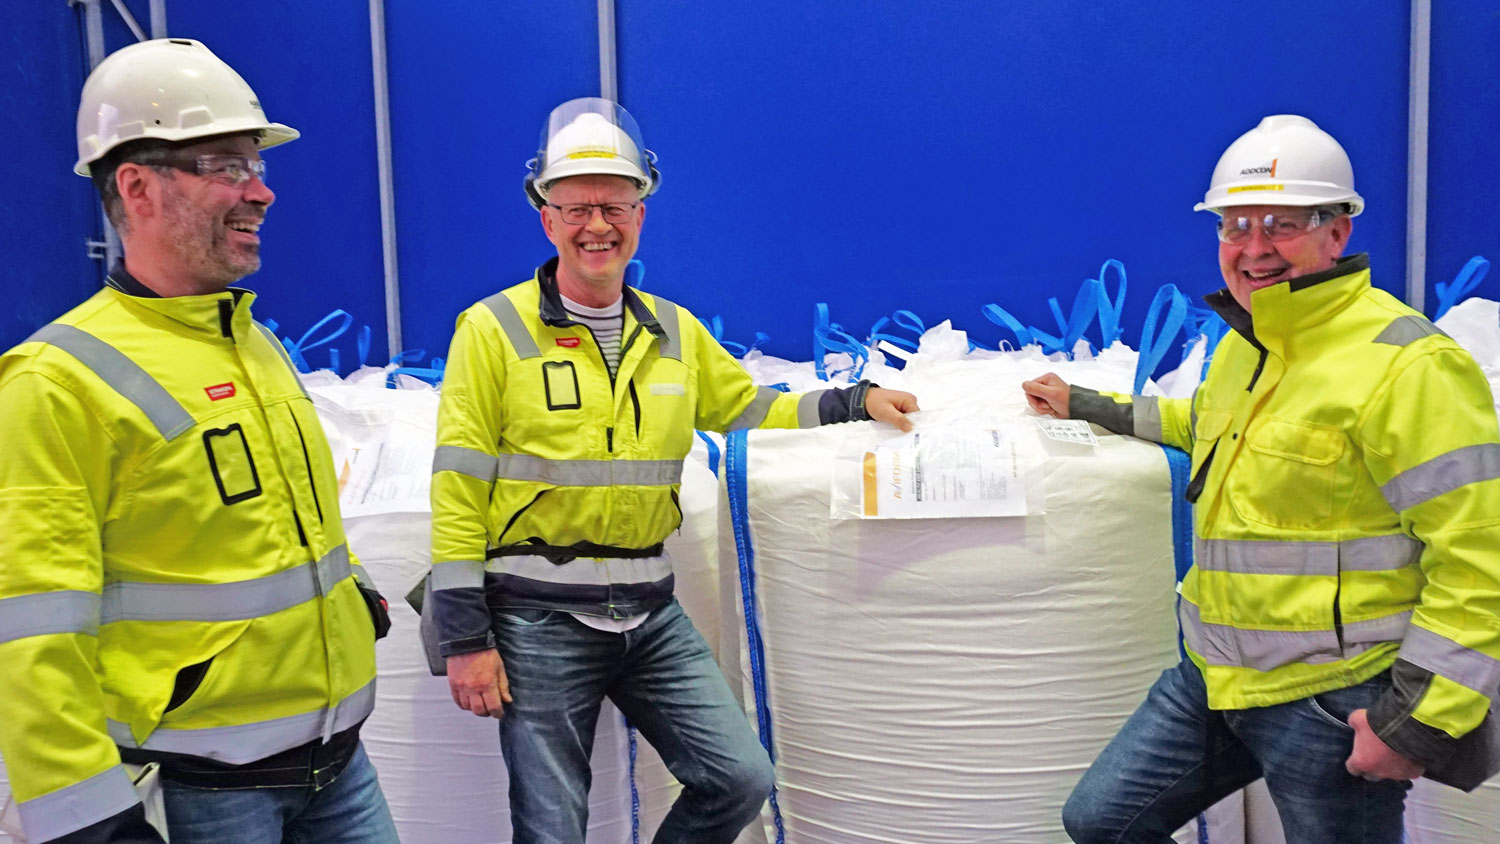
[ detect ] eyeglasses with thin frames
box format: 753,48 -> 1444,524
546,201 -> 640,225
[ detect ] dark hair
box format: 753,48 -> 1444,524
90,139 -> 180,233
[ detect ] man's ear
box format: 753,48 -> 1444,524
116,162 -> 156,223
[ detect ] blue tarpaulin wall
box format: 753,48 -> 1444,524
3,2 -> 1497,368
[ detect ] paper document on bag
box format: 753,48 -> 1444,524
860,426 -> 1026,519
1036,417 -> 1099,447
340,427 -> 434,517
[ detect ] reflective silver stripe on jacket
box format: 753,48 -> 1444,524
28,324 -> 195,441
1193,534 -> 1422,576
1133,395 -> 1163,441
109,679 -> 376,764
1179,599 -> 1409,672
797,390 -> 825,428
494,454 -> 682,486
433,445 -> 500,481
485,553 -> 673,587
481,292 -> 541,359
1373,315 -> 1446,347
727,386 -> 781,431
432,560 -> 485,591
101,545 -> 351,623
650,295 -> 682,361
1400,624 -> 1500,697
0,590 -> 100,646
1381,443 -> 1500,512
16,764 -> 139,842
254,321 -> 309,397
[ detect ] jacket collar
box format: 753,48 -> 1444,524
104,261 -> 257,341
1204,253 -> 1371,355
535,258 -> 665,340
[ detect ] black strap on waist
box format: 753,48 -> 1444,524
486,539 -> 665,566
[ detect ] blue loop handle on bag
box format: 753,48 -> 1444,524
813,303 -> 868,381
868,309 -> 926,353
356,325 -> 372,369
701,315 -> 770,358
1133,284 -> 1189,394
1432,256 -> 1490,321
981,304 -> 1036,350
282,310 -> 354,373
625,258 -> 646,291
1093,259 -> 1128,346
1028,278 -> 1104,357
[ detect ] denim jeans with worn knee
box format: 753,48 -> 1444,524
1063,658 -> 1410,844
495,598 -> 775,844
160,743 -> 399,844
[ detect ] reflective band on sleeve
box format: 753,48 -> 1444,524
1194,534 -> 1421,576
493,454 -> 682,486
101,545 -> 351,623
431,560 -> 486,591
1381,443 -> 1500,512
29,324 -> 195,441
481,293 -> 541,359
1133,395 -> 1163,441
349,563 -> 372,588
1400,624 -> 1500,697
0,590 -> 100,645
1372,315 -> 1447,347
651,296 -> 681,361
110,679 -> 376,764
486,553 -> 673,587
16,764 -> 139,843
798,390 -> 825,428
433,445 -> 499,481
727,386 -> 780,432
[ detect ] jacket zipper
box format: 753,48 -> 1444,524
628,380 -> 641,438
497,490 -> 549,547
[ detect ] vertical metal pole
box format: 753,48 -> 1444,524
1406,0 -> 1431,313
79,0 -> 124,269
598,0 -> 618,102
148,0 -> 167,38
369,0 -> 403,357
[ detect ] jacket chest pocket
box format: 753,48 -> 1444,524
542,361 -> 582,411
203,423 -> 263,505
1229,417 -> 1345,529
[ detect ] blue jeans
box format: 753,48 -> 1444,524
1063,659 -> 1410,843
494,598 -> 775,844
160,743 -> 399,844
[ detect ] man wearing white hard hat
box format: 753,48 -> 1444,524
1023,115 -> 1500,842
427,97 -> 918,843
0,39 -> 397,844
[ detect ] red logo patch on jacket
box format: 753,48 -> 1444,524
556,337 -> 581,348
205,382 -> 236,401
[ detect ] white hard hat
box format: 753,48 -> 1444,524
74,38 -> 299,177
525,98 -> 658,208
1194,114 -> 1363,217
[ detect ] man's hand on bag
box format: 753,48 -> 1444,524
1021,373 -> 1071,418
1346,708 -> 1424,781
866,388 -> 920,432
447,648 -> 512,718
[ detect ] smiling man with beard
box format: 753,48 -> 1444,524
0,39 -> 397,844
426,98 -> 918,844
1022,115 -> 1500,843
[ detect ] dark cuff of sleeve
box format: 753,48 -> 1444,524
49,803 -> 166,844
1068,386 -> 1134,436
819,380 -> 878,425
431,586 -> 495,657
1367,660 -> 1459,770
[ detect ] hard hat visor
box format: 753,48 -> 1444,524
531,98 -> 655,199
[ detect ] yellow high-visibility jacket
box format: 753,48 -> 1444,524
1072,255 -> 1500,783
428,262 -> 862,655
0,283 -> 378,842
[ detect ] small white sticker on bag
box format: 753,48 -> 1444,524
1036,418 -> 1100,447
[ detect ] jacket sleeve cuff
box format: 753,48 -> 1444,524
1069,386 -> 1134,435
430,585 -> 494,657
818,380 -> 878,425
1366,659 -> 1459,770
